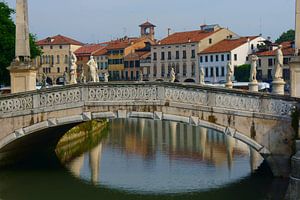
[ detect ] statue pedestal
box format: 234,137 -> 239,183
289,56 -> 300,97
249,81 -> 258,92
225,81 -> 233,89
8,61 -> 37,93
272,78 -> 285,95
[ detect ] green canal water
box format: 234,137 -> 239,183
0,119 -> 289,200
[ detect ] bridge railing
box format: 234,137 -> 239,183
0,82 -> 298,119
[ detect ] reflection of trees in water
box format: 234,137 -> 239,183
55,120 -> 109,164
106,119 -> 262,169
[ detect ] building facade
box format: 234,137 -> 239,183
36,35 -> 83,84
256,41 -> 294,83
149,24 -> 238,83
199,36 -> 265,83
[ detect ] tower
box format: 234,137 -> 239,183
8,0 -> 37,93
139,21 -> 156,41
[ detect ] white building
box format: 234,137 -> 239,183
150,25 -> 238,83
198,36 -> 265,83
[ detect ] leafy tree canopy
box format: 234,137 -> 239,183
0,1 -> 42,85
235,64 -> 250,82
275,29 -> 295,44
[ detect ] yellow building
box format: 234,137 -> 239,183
36,35 -> 83,85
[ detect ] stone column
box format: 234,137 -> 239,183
272,78 -> 285,95
290,0 -> 300,97
8,0 -> 37,93
249,80 -> 259,92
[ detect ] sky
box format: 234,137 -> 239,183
5,0 -> 296,43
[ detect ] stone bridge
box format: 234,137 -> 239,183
0,82 -> 298,176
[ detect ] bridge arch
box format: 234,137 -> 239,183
0,111 -> 270,159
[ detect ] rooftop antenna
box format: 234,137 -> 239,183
123,27 -> 127,36
167,28 -> 171,36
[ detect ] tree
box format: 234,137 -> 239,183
234,64 -> 250,82
276,29 -> 295,44
0,1 -> 42,86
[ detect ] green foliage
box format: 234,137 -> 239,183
234,64 -> 250,82
275,29 -> 295,44
0,1 -> 42,85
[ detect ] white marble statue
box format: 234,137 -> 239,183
79,70 -> 86,83
250,55 -> 258,82
139,70 -> 144,82
274,45 -> 284,80
200,67 -> 205,85
170,68 -> 176,83
226,61 -> 233,83
87,56 -> 98,82
104,72 -> 109,83
70,52 -> 78,84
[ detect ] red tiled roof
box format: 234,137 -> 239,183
158,29 -> 222,45
106,37 -> 142,50
139,21 -> 156,27
93,47 -> 108,56
74,44 -> 107,56
200,36 -> 259,54
256,41 -> 294,57
124,51 -> 150,61
37,34 -> 83,46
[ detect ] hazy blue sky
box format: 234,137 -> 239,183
5,0 -> 296,43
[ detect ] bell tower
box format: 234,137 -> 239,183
139,21 -> 156,41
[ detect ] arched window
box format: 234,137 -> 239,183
168,64 -> 172,77
57,55 -> 60,64
191,62 -> 196,77
65,55 -> 68,64
176,63 -> 180,74
153,64 -> 157,77
183,63 -> 187,77
161,64 -> 165,77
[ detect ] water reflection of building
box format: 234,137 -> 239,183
106,119 -> 261,169
63,119 -> 263,185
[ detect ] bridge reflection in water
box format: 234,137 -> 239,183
57,118 -> 263,194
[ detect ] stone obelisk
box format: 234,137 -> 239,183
8,0 -> 37,93
290,0 -> 300,97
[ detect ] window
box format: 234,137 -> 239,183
210,55 -> 214,62
221,55 -> 224,61
153,64 -> 157,77
221,66 -> 225,76
258,59 -> 261,67
268,69 -> 272,80
176,63 -> 180,74
57,55 -> 60,64
65,55 -> 68,64
205,67 -> 208,77
216,55 -> 219,62
210,67 -> 214,77
200,56 -> 203,63
284,57 -> 290,65
191,62 -> 196,76
216,67 -> 219,77
59,45 -> 63,49
209,38 -> 212,44
168,51 -> 172,60
161,64 -> 165,77
50,46 -> 53,49
205,56 -> 208,62
234,54 -> 237,61
176,51 -> 179,59
183,50 -> 187,59
153,52 -> 157,61
57,67 -> 60,73
251,44 -> 254,50
41,46 -> 44,50
125,71 -> 129,80
135,61 -> 140,67
268,58 -> 273,66
130,61 -> 134,68
183,63 -> 187,76
168,64 -> 172,76
131,71 -> 134,80
191,50 -> 195,58
227,54 -> 231,61
124,61 -> 129,68
51,55 -> 54,64
161,52 -> 165,60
